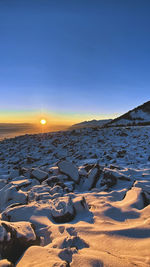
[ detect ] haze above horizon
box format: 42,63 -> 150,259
0,0 -> 150,125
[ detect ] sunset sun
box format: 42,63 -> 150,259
40,119 -> 47,125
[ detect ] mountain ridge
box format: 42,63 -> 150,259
70,101 -> 150,129
107,100 -> 150,127
70,119 -> 112,129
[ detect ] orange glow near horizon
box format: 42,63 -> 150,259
0,110 -> 118,126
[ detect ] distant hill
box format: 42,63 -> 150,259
107,101 -> 150,127
70,119 -> 112,129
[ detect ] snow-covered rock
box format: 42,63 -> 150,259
28,185 -> 52,202
51,196 -> 75,223
31,168 -> 48,182
100,168 -> 118,189
0,185 -> 27,212
0,259 -> 14,267
82,165 -> 101,190
58,161 -> 79,182
0,220 -> 38,263
1,202 -> 52,226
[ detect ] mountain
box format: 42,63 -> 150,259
107,100 -> 150,127
70,119 -> 112,129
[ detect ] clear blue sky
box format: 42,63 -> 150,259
0,0 -> 150,123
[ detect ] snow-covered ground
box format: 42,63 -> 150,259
0,126 -> 150,266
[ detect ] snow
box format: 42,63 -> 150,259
0,125 -> 150,266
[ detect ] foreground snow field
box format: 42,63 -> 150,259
0,126 -> 150,266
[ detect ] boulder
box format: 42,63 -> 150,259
100,169 -> 117,189
31,169 -> 48,182
58,161 -> 79,183
82,165 -> 102,190
0,259 -> 14,267
0,185 -> 27,212
0,220 -> 38,264
51,196 -> 75,223
99,168 -> 131,190
1,203 -> 52,226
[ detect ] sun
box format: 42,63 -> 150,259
40,119 -> 47,125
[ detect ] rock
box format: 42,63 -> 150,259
9,170 -> 20,180
51,196 -> 75,223
78,166 -> 87,176
10,177 -> 32,190
57,174 -> 69,181
42,175 -> 60,187
48,166 -> 60,175
0,180 -> 7,190
100,169 -> 117,189
63,181 -> 74,192
31,168 -> 48,182
0,220 -> 38,264
28,185 -> 52,202
0,185 -> 27,212
99,168 -> 130,190
1,202 -> 52,225
0,259 -> 14,267
50,185 -> 64,196
84,163 -> 96,172
58,161 -> 79,182
43,174 -> 69,188
82,165 -> 102,190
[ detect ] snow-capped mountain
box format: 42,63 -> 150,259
107,100 -> 150,126
70,119 -> 112,129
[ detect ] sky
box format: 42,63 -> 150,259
0,0 -> 150,125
